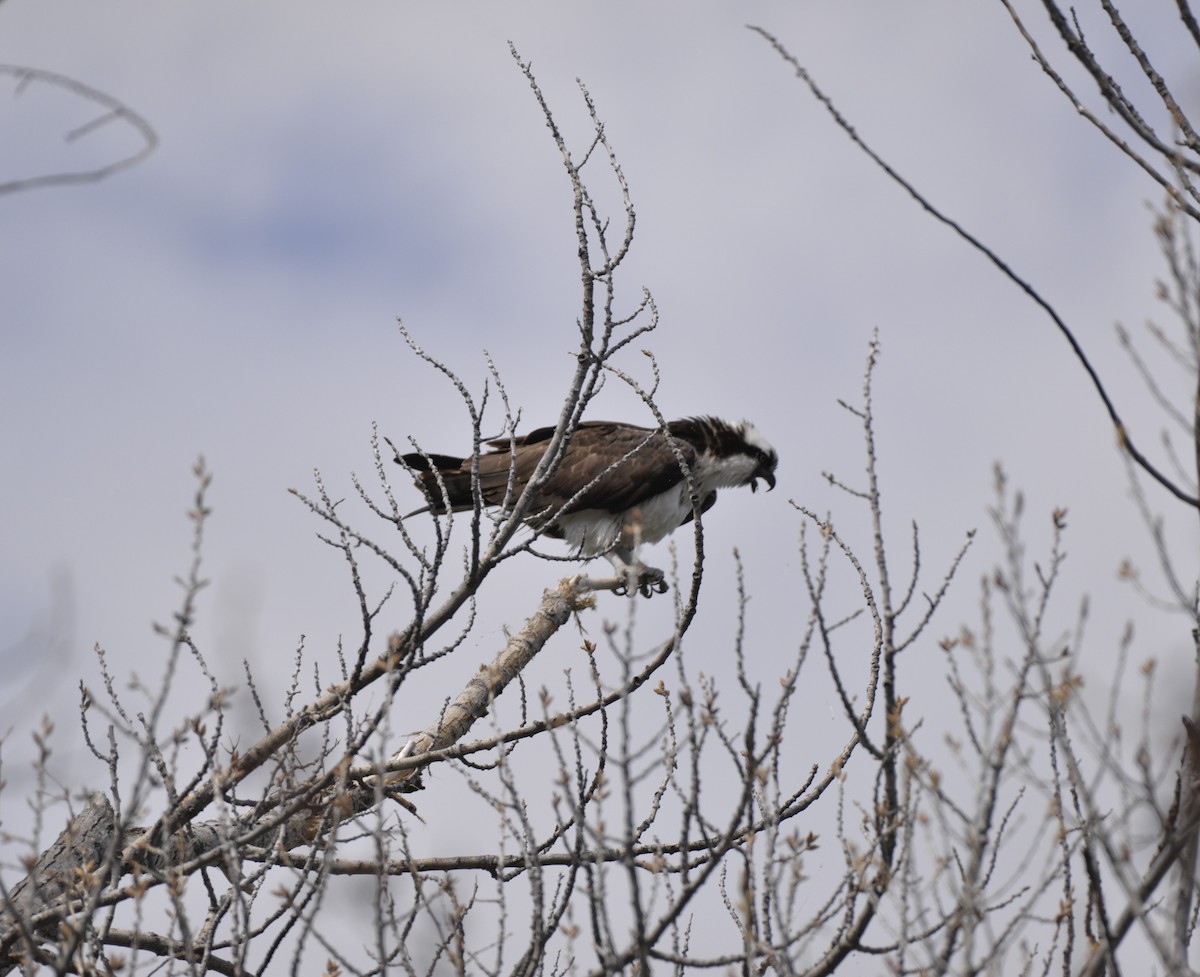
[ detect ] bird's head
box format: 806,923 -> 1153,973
683,416 -> 778,493
738,422 -> 778,493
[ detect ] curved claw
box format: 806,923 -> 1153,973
607,564 -> 668,598
636,567 -> 668,598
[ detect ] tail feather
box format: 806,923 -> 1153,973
400,452 -> 466,473
400,451 -> 524,514
400,452 -> 473,513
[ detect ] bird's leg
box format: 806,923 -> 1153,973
608,548 -> 638,597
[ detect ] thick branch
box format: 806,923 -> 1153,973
378,575 -> 595,789
1,576 -> 605,969
0,796 -> 116,974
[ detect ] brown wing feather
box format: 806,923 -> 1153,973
403,421 -> 699,517
532,424 -> 696,514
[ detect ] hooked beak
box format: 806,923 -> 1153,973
750,467 -> 777,493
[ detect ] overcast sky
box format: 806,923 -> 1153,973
2,2 -> 1198,944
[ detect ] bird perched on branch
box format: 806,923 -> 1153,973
398,417 -> 778,596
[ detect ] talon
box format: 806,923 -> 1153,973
636,567 -> 667,598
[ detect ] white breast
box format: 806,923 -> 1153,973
556,485 -> 693,557
554,450 -> 754,558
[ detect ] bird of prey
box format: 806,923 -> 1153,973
399,416 -> 778,595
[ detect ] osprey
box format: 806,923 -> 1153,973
399,417 -> 778,595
